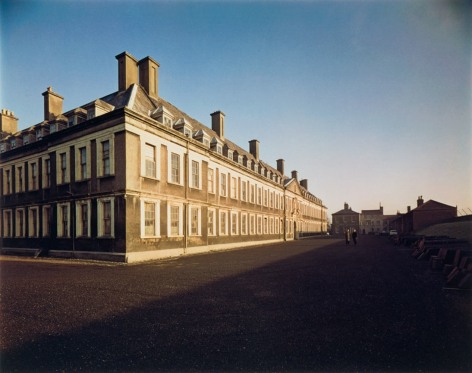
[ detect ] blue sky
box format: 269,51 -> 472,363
1,0 -> 471,216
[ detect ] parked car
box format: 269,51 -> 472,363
389,230 -> 398,236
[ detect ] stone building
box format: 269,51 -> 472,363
0,51 -> 328,262
359,205 -> 396,234
331,203 -> 360,235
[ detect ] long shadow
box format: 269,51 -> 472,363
1,237 -> 471,372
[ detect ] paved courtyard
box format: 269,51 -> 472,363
1,236 -> 471,372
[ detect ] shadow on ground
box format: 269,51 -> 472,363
1,237 -> 471,372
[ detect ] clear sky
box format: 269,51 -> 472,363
1,0 -> 471,217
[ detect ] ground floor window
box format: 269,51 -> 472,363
98,198 -> 114,237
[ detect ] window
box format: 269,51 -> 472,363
191,161 -> 199,189
220,210 -> 228,235
76,202 -> 90,237
60,152 -> 67,184
17,166 -> 24,192
257,216 -> 262,235
208,168 -> 215,193
3,210 -> 12,237
30,162 -> 38,190
250,184 -> 255,204
44,159 -> 51,188
241,181 -> 247,202
231,212 -> 238,235
57,204 -> 69,238
269,217 -> 274,234
144,143 -> 156,178
189,206 -> 200,236
5,169 -> 11,195
79,147 -> 87,180
257,187 -> 262,205
250,215 -> 255,235
102,140 -> 111,176
144,202 -> 155,236
208,209 -> 215,236
98,198 -> 114,237
264,217 -> 268,234
264,189 -> 268,206
42,206 -> 51,237
28,207 -> 39,237
169,205 -> 181,236
171,153 -> 180,184
231,177 -> 237,199
220,173 -> 227,197
16,209 -> 25,237
241,214 -> 247,235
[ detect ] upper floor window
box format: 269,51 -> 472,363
102,140 -> 111,176
79,147 -> 87,180
4,169 -> 11,195
241,181 -> 247,202
144,143 -> 156,178
76,201 -> 91,237
231,177 -> 237,199
17,166 -> 24,193
30,162 -> 38,190
170,153 -> 180,184
220,173 -> 227,197
43,158 -> 51,188
191,161 -> 199,189
208,168 -> 215,194
59,152 -> 68,184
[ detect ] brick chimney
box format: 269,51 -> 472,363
42,87 -> 63,121
0,109 -> 19,134
344,203 -> 349,210
291,170 -> 298,180
300,179 -> 308,190
116,51 -> 139,91
249,139 -> 259,160
417,196 -> 424,207
211,111 -> 225,139
138,56 -> 159,99
276,159 -> 285,175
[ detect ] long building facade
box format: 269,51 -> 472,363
0,52 -> 328,262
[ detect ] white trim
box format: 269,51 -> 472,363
141,198 -> 161,238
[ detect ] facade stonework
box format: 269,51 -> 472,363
0,52 -> 328,262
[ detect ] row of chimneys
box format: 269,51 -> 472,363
407,196 -> 424,212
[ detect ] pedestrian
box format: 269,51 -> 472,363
345,229 -> 350,245
352,229 -> 358,246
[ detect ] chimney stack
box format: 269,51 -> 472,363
291,170 -> 298,180
211,111 -> 225,140
0,109 -> 19,134
249,139 -> 259,160
42,87 -> 63,121
417,196 -> 424,207
138,56 -> 159,99
116,51 -> 139,91
276,159 -> 285,175
344,203 -> 349,210
300,179 -> 308,190
407,206 -> 411,213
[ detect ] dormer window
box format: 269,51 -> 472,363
227,149 -> 233,160
151,105 -> 174,128
68,117 -> 75,127
84,99 -> 115,120
210,137 -> 223,154
173,118 -> 193,137
193,130 -> 211,147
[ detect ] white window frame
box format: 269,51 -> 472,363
257,215 -> 262,235
220,172 -> 227,197
143,142 -> 158,179
168,203 -> 183,237
208,208 -> 216,236
57,203 -> 70,238
28,206 -> 39,237
75,142 -> 91,181
42,205 -> 51,237
98,197 -> 115,238
231,176 -> 238,199
241,180 -> 247,202
29,161 -> 39,191
2,209 -> 13,237
208,168 -> 215,194
219,210 -> 228,236
3,166 -> 12,195
231,211 -> 238,235
97,136 -> 115,177
191,160 -> 200,189
141,198 -> 160,238
76,200 -> 92,238
169,152 -> 182,185
16,165 -> 25,193
189,205 -> 201,236
241,213 -> 248,235
57,151 -> 70,184
43,157 -> 51,189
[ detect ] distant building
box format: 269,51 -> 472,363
390,196 -> 457,235
331,203 -> 360,234
0,51 -> 328,262
360,205 -> 396,234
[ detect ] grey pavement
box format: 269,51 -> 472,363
1,236 -> 471,372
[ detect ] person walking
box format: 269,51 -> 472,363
352,229 -> 358,246
345,229 -> 351,245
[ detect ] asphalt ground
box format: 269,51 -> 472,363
1,236 -> 471,372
